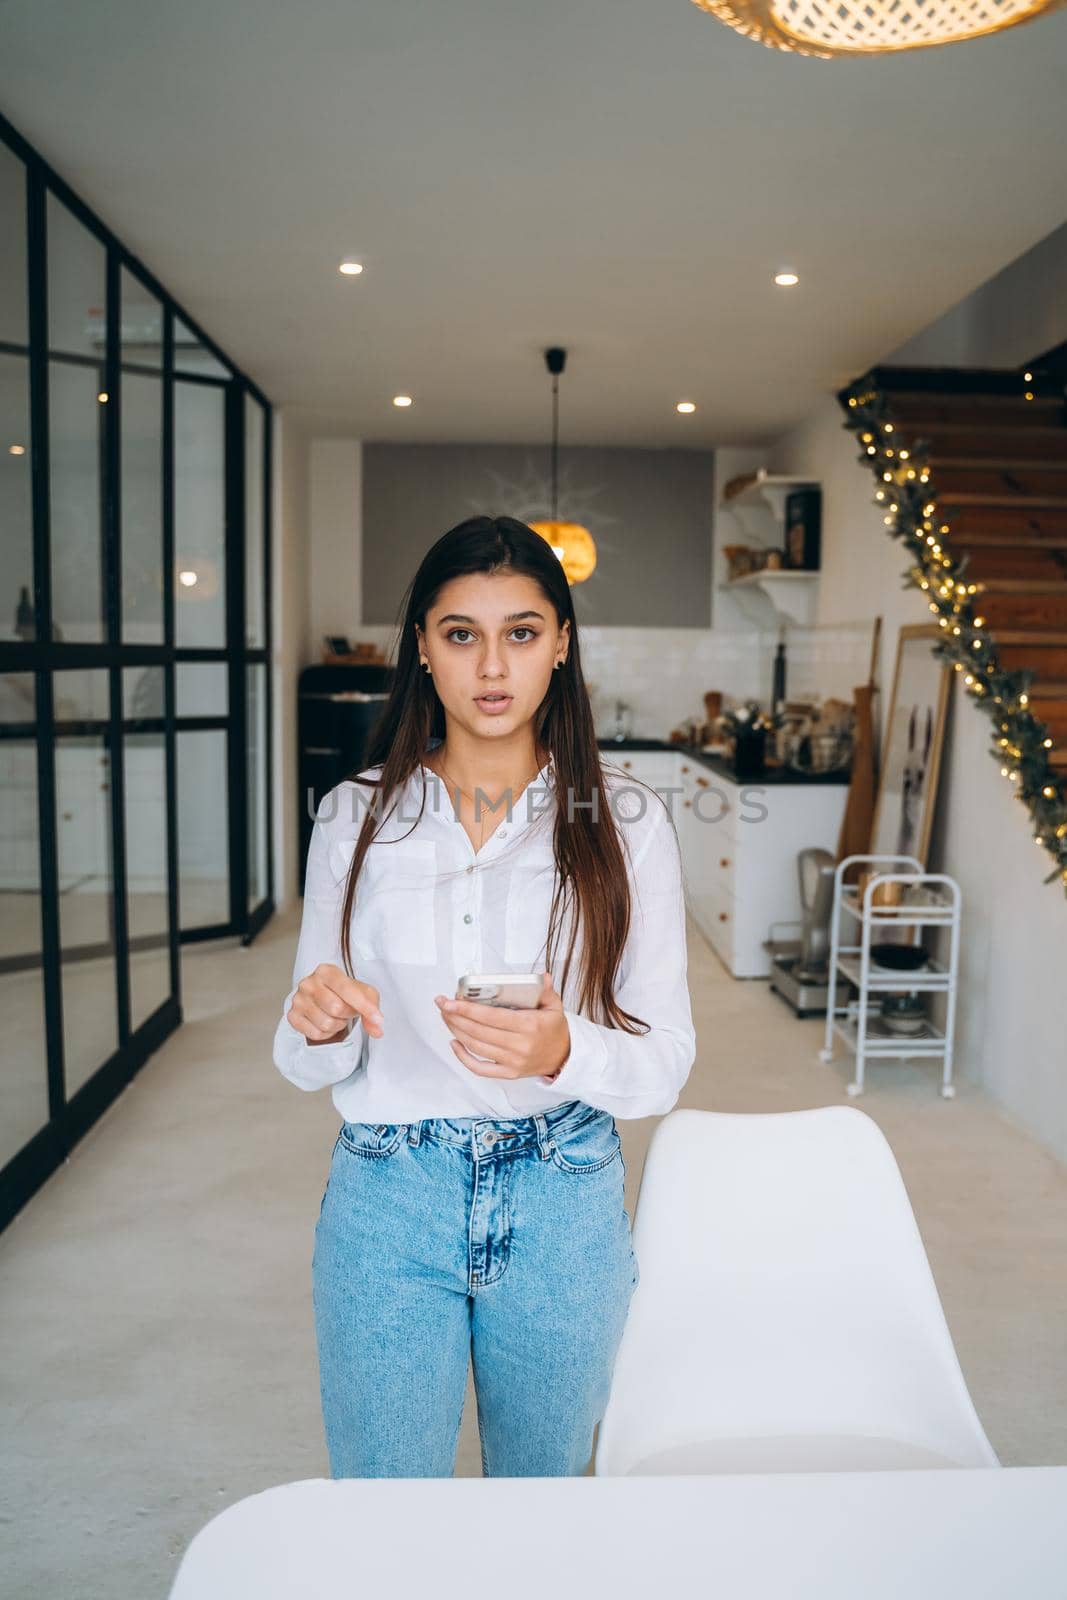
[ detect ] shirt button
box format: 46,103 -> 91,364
465,865 -> 474,874
463,913 -> 473,924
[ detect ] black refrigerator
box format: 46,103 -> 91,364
297,662 -> 395,893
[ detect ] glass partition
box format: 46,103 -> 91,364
121,268 -> 165,647
245,393 -> 266,649
0,353 -> 33,644
0,118 -> 273,1233
49,359 -> 106,644
46,192 -> 106,361
123,668 -> 170,1031
54,668 -> 119,1097
0,673 -> 49,1166
0,142 -> 27,345
174,380 -> 226,649
247,662 -> 269,912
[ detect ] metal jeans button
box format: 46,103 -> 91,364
482,1129 -> 496,1145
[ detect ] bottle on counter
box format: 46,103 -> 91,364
15,585 -> 34,641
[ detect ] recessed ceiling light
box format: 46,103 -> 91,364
339,260 -> 364,276
178,569 -> 198,588
676,401 -> 697,414
774,271 -> 799,287
97,391 -> 109,403
9,444 -> 26,456
393,395 -> 413,408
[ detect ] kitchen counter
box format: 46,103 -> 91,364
597,737 -> 851,787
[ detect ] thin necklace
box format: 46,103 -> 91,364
430,750 -> 544,850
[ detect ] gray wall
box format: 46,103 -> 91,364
887,218 -> 1067,372
362,443 -> 715,627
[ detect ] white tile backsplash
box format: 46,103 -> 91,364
353,621 -> 873,742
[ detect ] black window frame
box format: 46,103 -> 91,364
0,109 -> 274,1231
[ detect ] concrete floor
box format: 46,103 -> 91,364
2,906 -> 1066,1599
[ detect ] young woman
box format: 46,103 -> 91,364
273,514 -> 696,1479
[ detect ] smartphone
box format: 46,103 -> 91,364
456,973 -> 544,1009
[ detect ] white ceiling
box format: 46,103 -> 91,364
3,0 -> 1067,446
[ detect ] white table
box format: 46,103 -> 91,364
168,1467 -> 1067,1599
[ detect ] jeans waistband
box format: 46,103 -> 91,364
393,1098 -> 607,1154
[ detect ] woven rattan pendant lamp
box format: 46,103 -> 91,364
690,0 -> 1067,58
528,347 -> 597,586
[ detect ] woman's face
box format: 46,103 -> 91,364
417,570 -> 569,743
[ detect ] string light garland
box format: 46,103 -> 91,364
840,374 -> 1067,895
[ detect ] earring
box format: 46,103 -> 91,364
422,662 -> 431,675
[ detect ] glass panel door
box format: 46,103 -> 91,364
0,673 -> 50,1164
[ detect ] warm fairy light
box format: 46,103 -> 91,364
676,401 -> 697,413
847,376 -> 1067,893
393,395 -> 413,408
774,271 -> 799,287
8,444 -> 25,456
339,261 -> 364,275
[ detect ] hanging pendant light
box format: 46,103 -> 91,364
689,0 -> 1067,58
528,347 -> 597,586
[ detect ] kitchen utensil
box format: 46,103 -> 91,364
870,942 -> 930,970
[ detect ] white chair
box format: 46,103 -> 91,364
596,1106 -> 999,1476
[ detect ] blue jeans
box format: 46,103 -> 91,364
311,1099 -> 639,1477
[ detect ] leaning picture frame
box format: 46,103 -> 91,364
869,623 -> 953,869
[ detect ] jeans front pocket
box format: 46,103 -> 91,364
337,1121 -> 408,1159
548,1109 -> 622,1175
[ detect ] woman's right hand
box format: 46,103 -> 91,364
287,962 -> 384,1045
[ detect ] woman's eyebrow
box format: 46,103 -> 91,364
435,611 -> 546,625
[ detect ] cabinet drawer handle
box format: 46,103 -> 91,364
304,746 -> 341,756
696,776 -> 709,787
720,857 -> 730,868
622,759 -> 632,768
684,799 -> 691,808
719,911 -> 729,923
681,764 -> 690,773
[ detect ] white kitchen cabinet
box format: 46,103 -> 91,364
600,746 -> 681,801
692,769 -> 848,978
601,744 -> 850,981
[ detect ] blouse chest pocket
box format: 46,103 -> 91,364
503,857 -> 556,965
349,838 -> 440,967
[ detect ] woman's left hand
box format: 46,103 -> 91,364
433,972 -> 571,1080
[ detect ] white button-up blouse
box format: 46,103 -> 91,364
272,752 -> 696,1122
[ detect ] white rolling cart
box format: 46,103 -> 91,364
819,854 -> 961,1099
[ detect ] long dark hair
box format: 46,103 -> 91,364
339,514 -> 651,1034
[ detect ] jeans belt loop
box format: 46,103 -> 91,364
533,1111 -> 551,1161
407,1122 -> 422,1147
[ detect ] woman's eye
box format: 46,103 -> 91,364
445,628 -> 537,644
